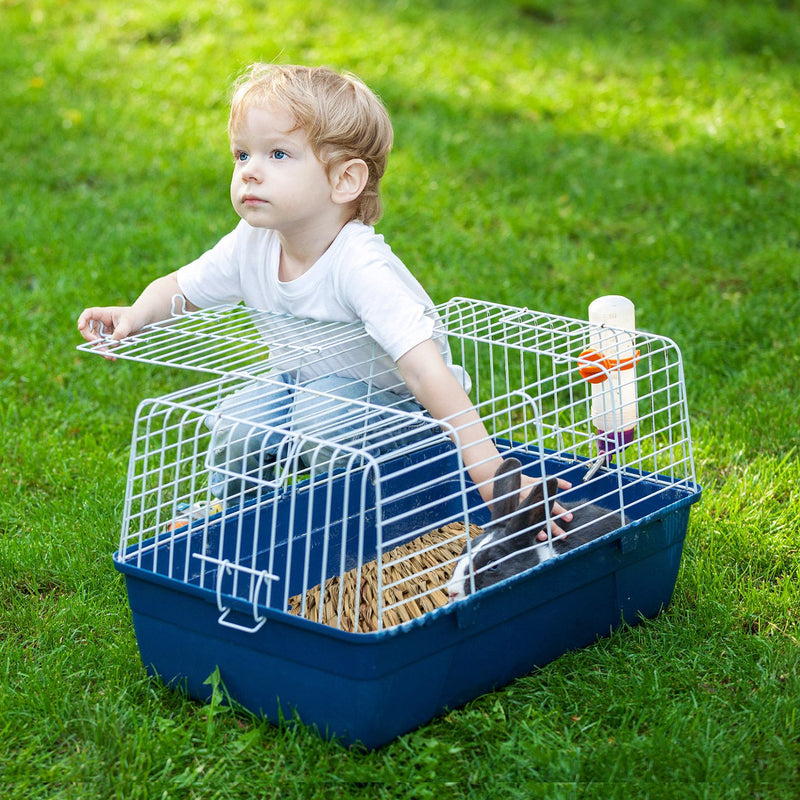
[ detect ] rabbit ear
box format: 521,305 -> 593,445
491,458 -> 522,521
545,477 -> 560,510
510,475 -> 559,534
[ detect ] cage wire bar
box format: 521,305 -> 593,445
82,297 -> 697,634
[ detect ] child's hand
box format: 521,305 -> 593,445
77,274 -> 193,360
77,306 -> 139,341
77,306 -> 141,360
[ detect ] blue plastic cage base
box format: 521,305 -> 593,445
115,446 -> 701,749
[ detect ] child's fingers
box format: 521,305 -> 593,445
77,308 -> 123,360
77,309 -> 109,341
77,306 -> 131,340
535,501 -> 573,541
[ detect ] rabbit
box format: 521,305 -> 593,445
447,457 -> 628,602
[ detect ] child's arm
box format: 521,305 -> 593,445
396,338 -> 573,534
77,272 -> 197,345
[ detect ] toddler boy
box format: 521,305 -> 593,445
78,63 -> 570,522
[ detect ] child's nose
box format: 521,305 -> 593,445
241,160 -> 262,182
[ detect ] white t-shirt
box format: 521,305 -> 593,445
177,220 -> 468,396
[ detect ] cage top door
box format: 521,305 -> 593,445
76,304 -> 383,380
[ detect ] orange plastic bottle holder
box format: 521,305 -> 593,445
578,348 -> 641,384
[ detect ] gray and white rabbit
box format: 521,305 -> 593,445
447,457 -> 628,601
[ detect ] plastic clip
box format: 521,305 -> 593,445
577,348 -> 640,384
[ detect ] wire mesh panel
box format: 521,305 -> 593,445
119,373 -> 486,633
88,297 -> 697,635
77,302 -> 457,396
437,298 -> 697,504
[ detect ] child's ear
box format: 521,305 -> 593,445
331,158 -> 368,205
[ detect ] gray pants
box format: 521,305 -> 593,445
206,374 -> 428,498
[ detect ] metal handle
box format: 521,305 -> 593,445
216,607 -> 267,633
195,556 -> 278,634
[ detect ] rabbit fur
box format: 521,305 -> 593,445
447,457 -> 628,601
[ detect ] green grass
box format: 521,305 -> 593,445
1,0 -> 799,796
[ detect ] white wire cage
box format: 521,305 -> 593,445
81,297 -> 698,635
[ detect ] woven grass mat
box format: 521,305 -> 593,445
287,521 -> 483,633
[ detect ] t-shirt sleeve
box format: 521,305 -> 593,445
176,225 -> 245,308
342,261 -> 435,362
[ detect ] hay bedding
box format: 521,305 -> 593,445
287,522 -> 483,633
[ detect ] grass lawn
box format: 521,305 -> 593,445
1,0 -> 799,797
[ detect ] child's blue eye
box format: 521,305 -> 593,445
236,151 -> 249,163
272,150 -> 288,160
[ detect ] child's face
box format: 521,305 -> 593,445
229,103 -> 337,236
